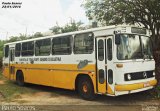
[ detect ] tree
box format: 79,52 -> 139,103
50,20 -> 83,34
7,36 -> 20,42
28,32 -> 44,39
49,24 -> 61,34
83,0 -> 160,85
7,33 -> 27,43
19,33 -> 27,40
7,32 -> 44,43
0,40 -> 6,68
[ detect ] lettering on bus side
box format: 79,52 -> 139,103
19,57 -> 61,62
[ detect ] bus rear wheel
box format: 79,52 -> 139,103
16,71 -> 25,86
78,77 -> 95,100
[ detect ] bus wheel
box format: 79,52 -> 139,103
78,77 -> 95,100
16,71 -> 25,86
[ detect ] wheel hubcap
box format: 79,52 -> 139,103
82,84 -> 88,93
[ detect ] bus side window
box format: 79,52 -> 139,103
107,38 -> 112,61
98,39 -> 104,61
15,43 -> 21,57
52,36 -> 72,55
22,41 -> 34,56
74,32 -> 94,54
5,45 -> 9,58
35,38 -> 51,56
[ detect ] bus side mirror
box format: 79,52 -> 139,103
115,34 -> 121,45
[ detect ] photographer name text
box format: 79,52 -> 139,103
2,2 -> 22,8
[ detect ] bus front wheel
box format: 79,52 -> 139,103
16,71 -> 25,86
78,76 -> 95,100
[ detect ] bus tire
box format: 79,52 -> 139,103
16,71 -> 25,86
78,76 -> 95,100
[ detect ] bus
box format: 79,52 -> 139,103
2,25 -> 157,100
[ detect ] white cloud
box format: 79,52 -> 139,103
0,0 -> 88,40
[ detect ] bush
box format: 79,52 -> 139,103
0,57 -> 2,69
156,86 -> 160,98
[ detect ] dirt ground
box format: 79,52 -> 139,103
0,83 -> 160,111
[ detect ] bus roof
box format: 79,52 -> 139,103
4,25 -> 145,46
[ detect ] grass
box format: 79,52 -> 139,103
156,86 -> 160,98
0,73 -> 38,101
0,72 -> 3,79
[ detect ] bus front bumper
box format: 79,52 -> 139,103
115,79 -> 157,91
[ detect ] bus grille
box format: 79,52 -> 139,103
124,71 -> 154,81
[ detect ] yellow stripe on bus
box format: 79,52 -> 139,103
115,79 -> 157,91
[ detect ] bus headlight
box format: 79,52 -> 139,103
153,72 -> 155,76
127,74 -> 132,80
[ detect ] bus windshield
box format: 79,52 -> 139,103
117,34 -> 152,60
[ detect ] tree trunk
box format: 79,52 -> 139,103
151,27 -> 160,86
153,51 -> 160,86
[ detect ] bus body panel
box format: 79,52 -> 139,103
115,60 -> 155,84
13,64 -> 96,90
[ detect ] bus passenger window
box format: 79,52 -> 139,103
15,43 -> 21,57
107,38 -> 112,60
108,69 -> 113,84
35,39 -> 51,56
52,36 -> 72,55
5,45 -> 9,58
98,40 -> 104,61
99,69 -> 105,84
22,41 -> 34,56
74,33 -> 94,54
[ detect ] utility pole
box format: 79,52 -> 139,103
25,27 -> 27,37
6,32 -> 8,40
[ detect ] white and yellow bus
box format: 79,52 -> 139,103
3,25 -> 157,100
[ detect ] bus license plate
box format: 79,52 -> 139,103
144,82 -> 150,87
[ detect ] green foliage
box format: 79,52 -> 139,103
153,86 -> 160,98
50,20 -> 83,34
0,51 -> 3,67
50,25 -> 61,34
28,32 -> 44,39
7,33 -> 26,43
8,36 -> 19,42
0,51 -> 3,58
0,72 -> 3,79
157,86 -> 160,97
6,34 -> 26,43
82,0 -> 119,25
0,41 -> 4,69
0,76 -> 38,101
6,32 -> 44,43
0,40 -> 6,51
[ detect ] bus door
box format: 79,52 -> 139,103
96,36 -> 114,94
9,48 -> 15,80
106,36 -> 114,95
96,37 -> 107,93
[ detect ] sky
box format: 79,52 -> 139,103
0,0 -> 89,40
